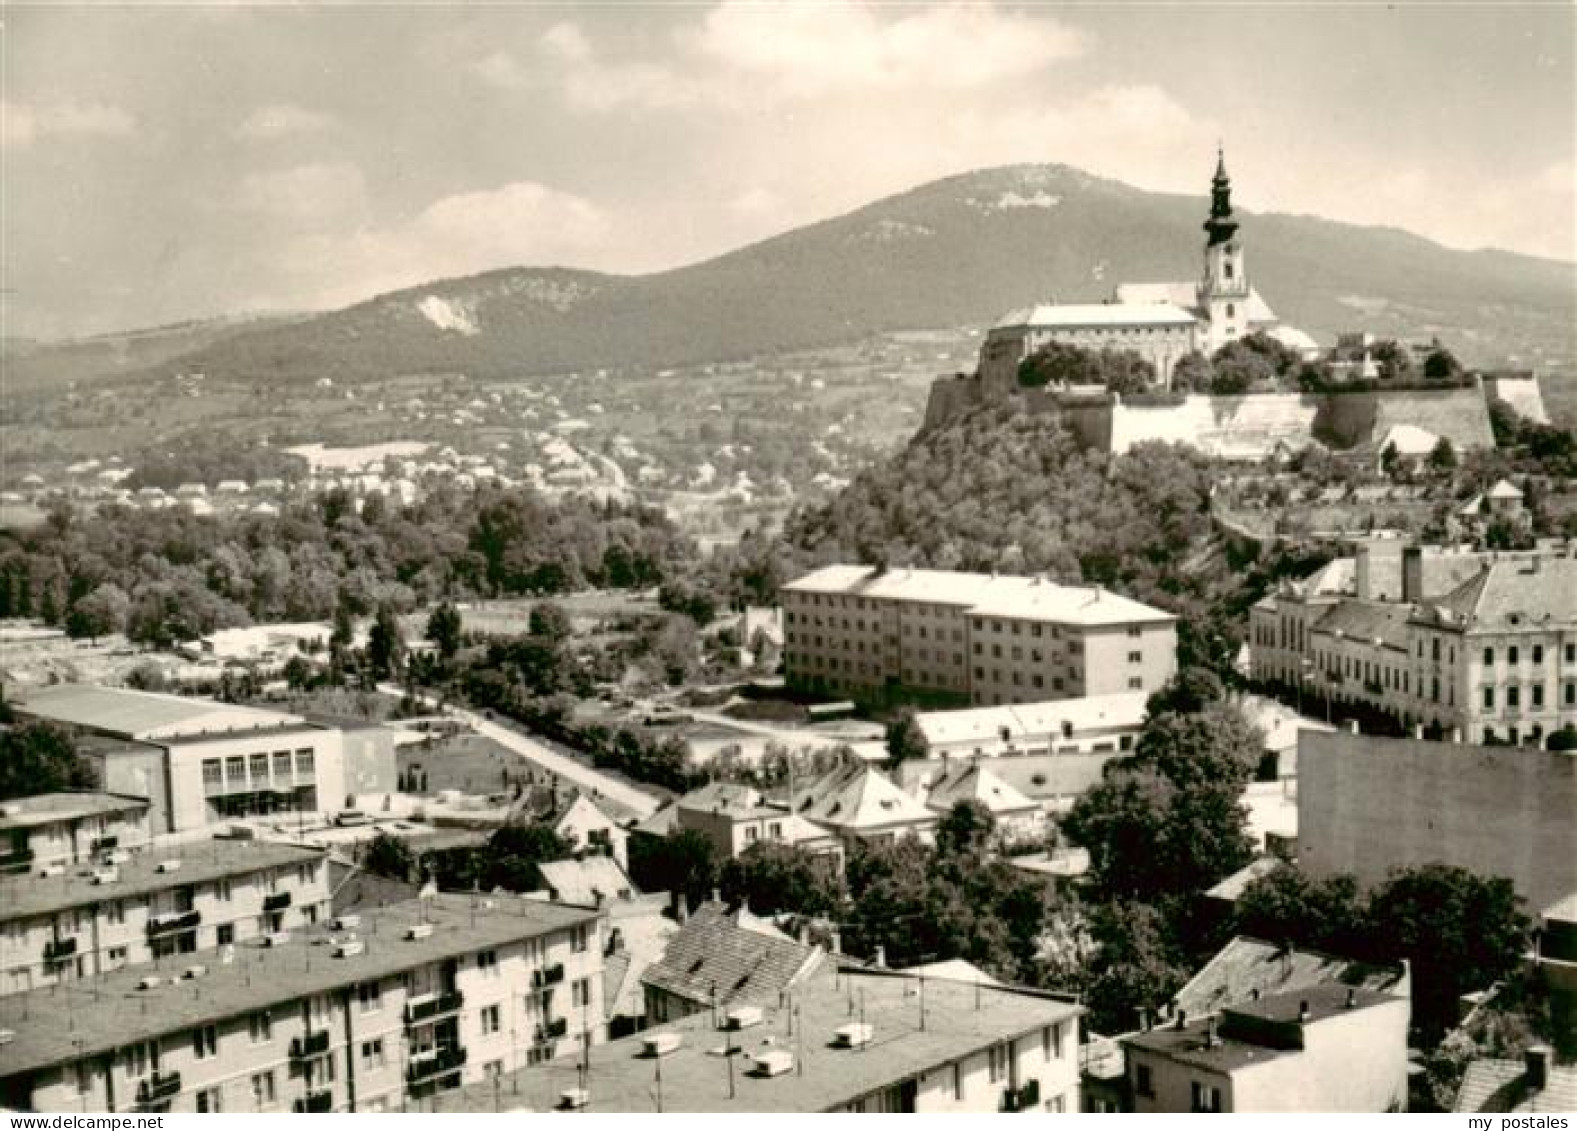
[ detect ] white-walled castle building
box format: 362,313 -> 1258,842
978,152 -> 1316,389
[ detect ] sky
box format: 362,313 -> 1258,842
3,2 -> 1573,340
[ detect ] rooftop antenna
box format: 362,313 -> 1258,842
919,975 -> 926,1031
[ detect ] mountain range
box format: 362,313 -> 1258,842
9,164 -> 1574,410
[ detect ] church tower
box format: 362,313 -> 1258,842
1201,148 -> 1248,352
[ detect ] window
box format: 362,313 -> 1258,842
1128,651 -> 1142,664
249,1011 -> 272,1044
1533,685 -> 1544,708
572,924 -> 589,953
573,977 -> 592,1009
477,949 -> 499,976
251,1071 -> 276,1108
952,1062 -> 964,1101
249,752 -> 269,784
1129,678 -> 1144,690
225,755 -> 246,784
1484,687 -> 1495,709
1136,1063 -> 1154,1097
1484,646 -> 1495,666
988,1043 -> 1009,1084
1044,1022 -> 1063,1061
1510,646 -> 1520,665
358,980 -> 382,1013
1191,1081 -> 1222,1113
193,1024 -> 217,1059
273,751 -> 292,781
196,1087 -> 223,1114
1047,1094 -> 1066,1113
217,924 -> 234,946
481,1004 -> 502,1035
202,759 -> 223,791
106,899 -> 124,926
361,1039 -> 386,1071
294,749 -> 315,779
1509,687 -> 1520,708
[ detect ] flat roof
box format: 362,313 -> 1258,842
0,894 -> 600,1079
783,566 -> 1174,628
433,965 -> 1081,1113
0,840 -> 327,923
915,692 -> 1149,748
14,685 -> 306,743
0,792 -> 148,831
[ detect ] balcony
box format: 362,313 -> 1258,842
91,835 -> 119,853
135,1071 -> 181,1104
535,1017 -> 569,1043
293,1090 -> 333,1113
532,963 -> 565,989
146,910 -> 201,936
404,989 -> 464,1025
290,1030 -> 330,1059
998,1080 -> 1039,1113
0,846 -> 34,873
262,891 -> 292,913
406,1045 -> 467,1084
44,936 -> 79,963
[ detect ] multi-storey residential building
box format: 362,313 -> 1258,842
0,841 -> 330,996
789,764 -> 939,850
13,685 -> 395,832
0,792 -> 151,876
781,566 -> 1176,708
669,783 -> 844,865
1250,553 -> 1577,745
437,961 -> 1084,1113
1123,984 -> 1410,1113
0,895 -> 604,1113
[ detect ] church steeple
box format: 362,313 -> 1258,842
1204,147 -> 1239,248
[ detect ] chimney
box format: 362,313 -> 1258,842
1205,1017 -> 1220,1047
1525,1045 -> 1551,1092
874,945 -> 887,969
1175,1009 -> 1187,1031
1413,723 -> 1423,740
829,928 -> 842,955
1345,988 -> 1357,1009
711,887 -> 722,905
1297,1000 -> 1310,1023
1137,1008 -> 1150,1032
1451,726 -> 1463,744
1347,719 -> 1360,735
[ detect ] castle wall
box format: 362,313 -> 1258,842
1298,730 -> 1577,909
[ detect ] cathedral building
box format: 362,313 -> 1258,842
978,151 -> 1316,390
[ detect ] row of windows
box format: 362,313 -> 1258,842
1483,683 -> 1575,710
201,749 -> 316,791
1483,643 -> 1574,666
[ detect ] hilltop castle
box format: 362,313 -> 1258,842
977,151 -> 1316,390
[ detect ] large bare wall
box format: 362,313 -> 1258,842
1298,730 -> 1577,910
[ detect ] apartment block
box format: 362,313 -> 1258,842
0,895 -> 604,1113
0,793 -> 152,876
436,962 -> 1084,1113
1124,984 -> 1410,1113
0,841 -> 330,996
781,565 -> 1176,707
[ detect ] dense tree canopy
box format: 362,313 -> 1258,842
1017,343 -> 1155,394
0,722 -> 98,800
718,841 -> 845,918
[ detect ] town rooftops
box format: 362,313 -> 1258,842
640,901 -> 822,1012
1126,984 -> 1399,1074
1169,936 -> 1408,1023
536,856 -> 637,908
993,302 -> 1200,331
782,566 -> 1175,627
676,782 -> 777,819
791,764 -> 936,835
1113,282 -> 1279,325
434,963 -> 1081,1113
1202,857 -> 1289,904
1310,599 -> 1415,651
0,792 -> 149,832
920,762 -> 1040,817
1419,558 -> 1577,631
0,840 -> 328,923
0,894 -> 600,1079
13,684 -> 309,743
1454,1049 -> 1576,1113
915,692 -> 1149,751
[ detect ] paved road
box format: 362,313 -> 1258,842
382,687 -> 661,819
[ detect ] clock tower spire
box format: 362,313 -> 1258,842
1201,146 -> 1248,351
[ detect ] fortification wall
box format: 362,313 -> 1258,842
1111,393 -> 1321,459
1298,730 -> 1577,909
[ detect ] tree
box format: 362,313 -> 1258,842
1380,441 -> 1401,480
528,601 -> 573,644
719,841 -> 844,917
1063,703 -> 1259,902
629,828 -> 717,911
1233,867 -> 1364,956
1144,666 -> 1224,718
1209,340 -> 1276,394
426,601 -> 463,660
0,722 -> 97,800
1427,437 -> 1458,472
1170,351 -> 1214,392
366,602 -> 406,680
66,582 -> 130,641
362,831 -> 416,882
483,823 -> 571,891
1080,901 -> 1191,1035
1546,725 -> 1577,752
1423,347 -> 1464,381
884,708 -> 929,764
1371,340 -> 1415,382
935,799 -> 995,861
1365,864 -> 1529,1041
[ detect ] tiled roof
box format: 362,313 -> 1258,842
1426,559 -> 1577,630
676,782 -> 775,819
782,566 -> 1174,627
921,763 -> 1040,816
1170,936 -> 1408,1021
1203,856 -> 1288,902
1310,599 -> 1414,650
537,857 -> 637,907
1455,1057 -> 1577,1113
791,764 -> 937,835
640,901 -> 822,1011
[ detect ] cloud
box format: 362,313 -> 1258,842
235,161 -> 368,221
691,1 -> 1087,96
2,99 -> 136,147
236,103 -> 336,140
252,180 -> 613,310
498,3 -> 1086,114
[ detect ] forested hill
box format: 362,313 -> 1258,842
784,400 -> 1292,673
11,164 -> 1573,395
